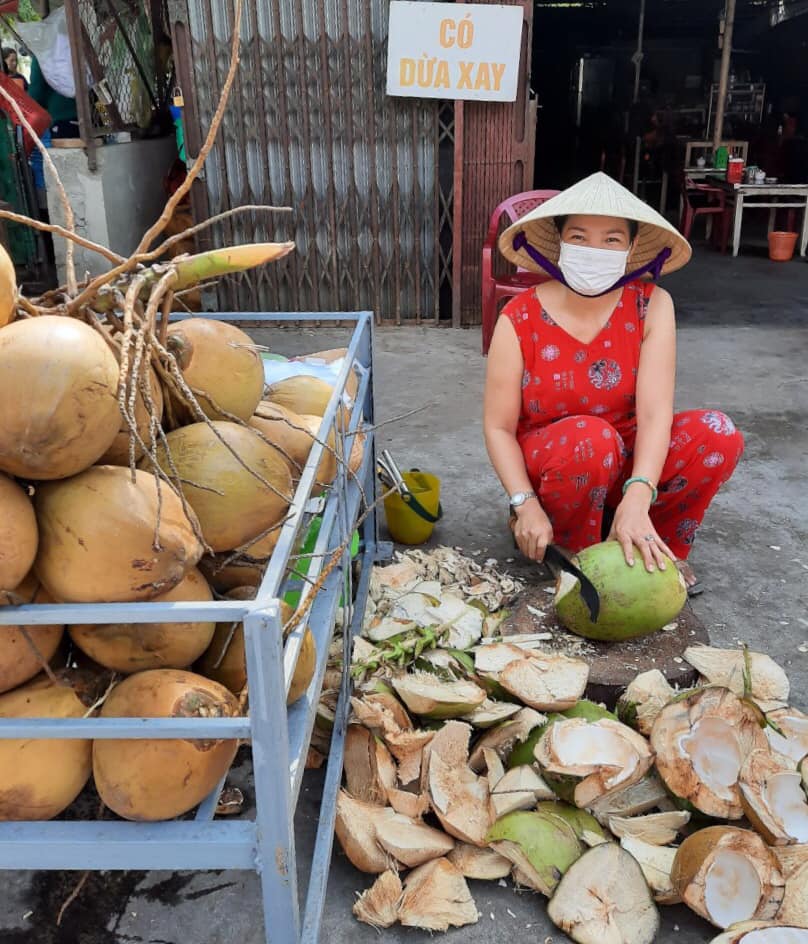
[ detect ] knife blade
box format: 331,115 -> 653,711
544,545 -> 601,623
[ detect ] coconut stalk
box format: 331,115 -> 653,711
547,842 -> 660,944
671,826 -> 785,928
352,870 -> 402,929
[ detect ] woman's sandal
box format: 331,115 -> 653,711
677,560 -> 704,597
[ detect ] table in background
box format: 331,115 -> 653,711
707,177 -> 808,257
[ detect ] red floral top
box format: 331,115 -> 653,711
501,281 -> 655,449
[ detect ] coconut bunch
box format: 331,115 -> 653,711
341,557 -> 808,941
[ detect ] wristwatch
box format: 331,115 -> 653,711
509,491 -> 537,509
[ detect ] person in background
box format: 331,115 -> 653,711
28,55 -> 78,139
2,48 -> 28,92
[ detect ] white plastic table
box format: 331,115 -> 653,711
709,177 -> 808,257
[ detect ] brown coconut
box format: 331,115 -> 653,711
265,375 -> 338,422
195,597 -> 315,705
0,316 -> 120,479
152,422 -> 292,552
0,242 -> 17,327
99,366 -> 164,466
671,826 -> 785,928
167,318 -> 264,422
69,568 -> 216,673
92,669 -> 240,821
251,402 -> 329,484
0,574 -> 63,694
35,466 -> 203,603
196,524 -> 281,592
0,473 -> 38,592
651,686 -> 768,819
0,672 -> 96,820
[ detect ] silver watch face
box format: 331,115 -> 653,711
510,492 -> 529,507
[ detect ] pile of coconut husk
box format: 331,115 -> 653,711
333,551 -> 808,943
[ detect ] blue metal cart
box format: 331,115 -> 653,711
0,311 -> 382,944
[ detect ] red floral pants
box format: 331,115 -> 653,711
519,410 -> 744,559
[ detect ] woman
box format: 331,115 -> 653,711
484,173 -> 743,593
2,48 -> 28,92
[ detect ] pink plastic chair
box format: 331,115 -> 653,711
481,189 -> 560,355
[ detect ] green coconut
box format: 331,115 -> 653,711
554,541 -> 687,641
535,801 -> 608,843
485,810 -> 582,895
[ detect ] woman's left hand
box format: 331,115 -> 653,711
609,495 -> 676,572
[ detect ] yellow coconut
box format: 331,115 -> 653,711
299,414 -> 338,487
99,367 -> 165,466
151,422 -> 293,552
294,347 -> 359,400
0,672 -> 95,820
0,574 -> 63,694
265,375 -> 349,428
167,318 -> 264,422
93,668 -> 240,821
35,466 -> 204,603
0,243 -> 17,328
196,598 -> 316,705
69,568 -> 216,673
0,472 -> 38,592
0,316 -> 121,479
196,525 -> 285,593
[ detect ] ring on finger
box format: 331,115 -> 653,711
644,534 -> 656,543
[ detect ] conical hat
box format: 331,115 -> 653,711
499,172 -> 691,276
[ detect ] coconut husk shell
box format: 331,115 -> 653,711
334,791 -> 395,873
774,844 -> 808,879
608,810 -> 691,845
684,645 -> 790,712
710,924 -> 808,944
671,826 -> 785,928
92,669 -> 240,821
352,870 -> 402,929
0,473 -> 37,593
397,858 -> 478,931
419,720 -> 472,794
587,771 -> 670,825
547,842 -> 660,944
651,686 -> 768,819
69,567 -> 215,673
167,318 -> 264,423
740,748 -> 808,845
152,421 -> 292,552
35,466 -> 204,603
387,788 -> 430,820
498,651 -> 589,711
468,707 -> 547,772
0,672 -> 98,820
765,707 -> 808,764
617,669 -> 676,737
776,859 -> 808,928
344,724 -> 396,806
0,316 -> 120,480
447,842 -> 512,880
0,574 -> 63,694
428,752 -> 492,847
375,812 -> 455,867
620,836 -> 681,904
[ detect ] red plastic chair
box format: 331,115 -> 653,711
680,177 -> 731,252
481,189 -> 560,355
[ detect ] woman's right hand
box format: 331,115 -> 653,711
512,501 -> 554,561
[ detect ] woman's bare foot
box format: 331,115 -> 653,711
677,560 -> 704,597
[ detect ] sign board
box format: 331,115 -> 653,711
386,2 -> 523,103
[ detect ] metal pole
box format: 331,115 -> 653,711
632,0 -> 646,104
713,0 -> 737,149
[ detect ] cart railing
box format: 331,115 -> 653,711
0,310 -> 383,944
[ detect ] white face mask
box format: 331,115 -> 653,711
557,241 -> 630,296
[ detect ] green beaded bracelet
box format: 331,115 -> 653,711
622,475 -> 658,504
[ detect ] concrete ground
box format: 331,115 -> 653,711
2,248 -> 807,944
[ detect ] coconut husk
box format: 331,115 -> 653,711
392,673 -> 486,720
350,692 -> 412,737
651,686 -> 769,820
608,810 -> 691,845
534,801 -> 609,845
397,858 -> 478,931
352,870 -> 402,929
620,836 -> 681,904
497,651 -> 589,711
334,791 -> 395,874
474,642 -> 532,676
671,826 -> 785,928
468,707 -> 546,772
462,698 -> 521,729
587,772 -> 669,825
343,724 -> 396,806
386,729 -> 434,786
684,645 -> 789,712
483,747 -> 506,791
739,748 -> 808,846
447,842 -> 512,880
490,765 -> 557,818
547,842 -> 660,944
776,859 -> 808,928
766,707 -> 808,764
387,788 -> 430,820
710,925 -> 808,944
419,720 -> 471,793
428,752 -> 492,847
617,669 -> 677,736
774,844 -> 808,879
375,812 -> 455,868
486,810 -> 582,895
535,717 -> 654,808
